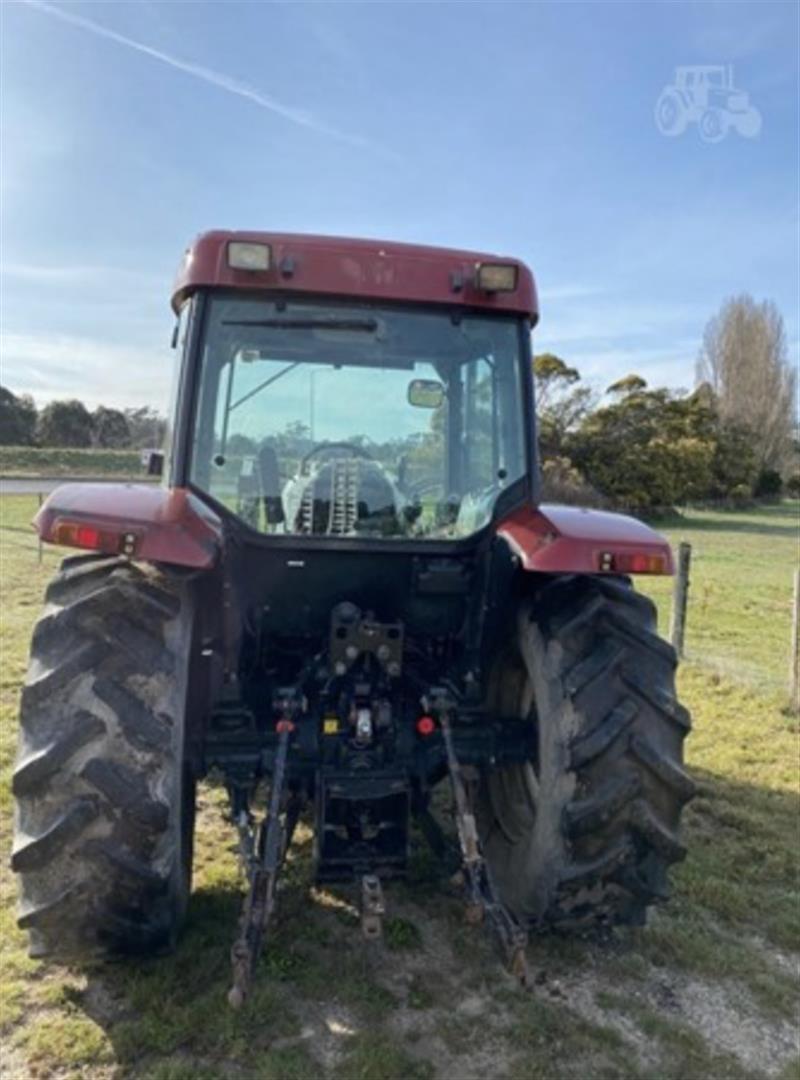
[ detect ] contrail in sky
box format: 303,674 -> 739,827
25,0 -> 383,153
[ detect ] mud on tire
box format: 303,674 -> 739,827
11,554 -> 196,959
479,574 -> 695,930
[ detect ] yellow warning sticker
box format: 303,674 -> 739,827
323,717 -> 339,735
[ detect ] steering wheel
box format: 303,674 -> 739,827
300,442 -> 375,470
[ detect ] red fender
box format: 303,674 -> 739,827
34,484 -> 222,569
497,504 -> 673,575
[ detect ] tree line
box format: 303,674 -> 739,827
1,293 -> 796,509
0,392 -> 166,451
536,295 -> 798,509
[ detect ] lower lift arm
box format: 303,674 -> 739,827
439,708 -> 529,986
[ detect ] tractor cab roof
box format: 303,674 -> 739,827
172,230 -> 538,324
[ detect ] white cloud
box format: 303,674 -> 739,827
561,342 -> 701,393
539,299 -> 709,346
538,283 -> 605,302
24,0 -> 390,156
534,292 -> 710,386
0,263 -> 159,288
1,331 -> 174,410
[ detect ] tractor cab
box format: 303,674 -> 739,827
171,234 -> 537,549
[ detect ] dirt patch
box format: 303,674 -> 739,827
554,957 -> 799,1079
296,1003 -> 360,1072
667,973 -> 798,1076
362,890 -> 800,1080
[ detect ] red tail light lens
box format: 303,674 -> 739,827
416,716 -> 436,737
598,550 -> 668,574
52,520 -> 138,556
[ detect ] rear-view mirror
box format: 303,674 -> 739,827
142,450 -> 164,478
408,379 -> 444,409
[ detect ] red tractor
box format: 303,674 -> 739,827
12,233 -> 693,1002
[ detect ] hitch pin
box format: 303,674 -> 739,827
355,708 -> 373,745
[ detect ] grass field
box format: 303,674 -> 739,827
638,504 -> 799,696
0,496 -> 798,1079
0,447 -> 144,479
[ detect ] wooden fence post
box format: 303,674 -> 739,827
669,542 -> 692,658
791,568 -> 800,715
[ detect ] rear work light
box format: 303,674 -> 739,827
475,262 -> 518,292
227,241 -> 271,271
52,520 -> 138,556
598,550 -> 668,575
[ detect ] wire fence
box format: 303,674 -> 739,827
664,541 -> 798,708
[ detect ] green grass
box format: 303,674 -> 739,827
334,1033 -> 435,1080
506,993 -> 638,1080
0,496 -> 798,1078
0,445 -> 145,478
638,502 -> 799,695
384,916 -> 424,952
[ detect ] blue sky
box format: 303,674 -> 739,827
1,0 -> 797,410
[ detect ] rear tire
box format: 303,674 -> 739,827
12,554 -> 196,959
479,575 -> 694,930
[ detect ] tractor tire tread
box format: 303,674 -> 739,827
12,553 -> 194,961
12,712 -> 107,796
11,797 -> 99,872
479,573 -> 693,930
565,772 -> 642,837
569,699 -> 638,770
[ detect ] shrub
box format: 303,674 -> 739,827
728,483 -> 754,507
753,469 -> 783,499
540,456 -> 606,507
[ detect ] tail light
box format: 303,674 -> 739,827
52,520 -> 138,556
598,550 -> 668,574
